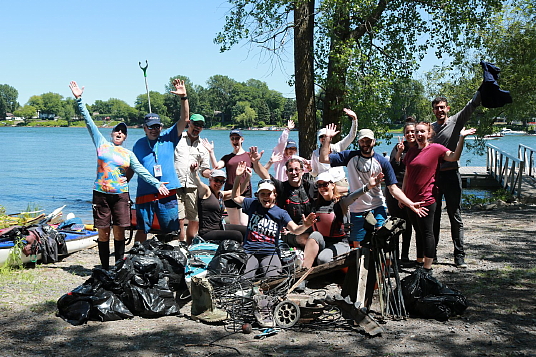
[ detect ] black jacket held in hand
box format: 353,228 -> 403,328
478,60 -> 513,108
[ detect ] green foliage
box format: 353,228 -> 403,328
13,104 -> 37,123
0,84 -> 19,118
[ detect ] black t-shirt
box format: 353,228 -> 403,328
271,175 -> 317,224
198,191 -> 224,236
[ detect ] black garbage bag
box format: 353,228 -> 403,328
57,238 -> 186,324
401,268 -> 468,321
206,240 -> 247,287
57,283 -> 94,325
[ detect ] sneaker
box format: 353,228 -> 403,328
455,256 -> 468,268
253,295 -> 276,328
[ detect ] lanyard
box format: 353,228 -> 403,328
146,137 -> 159,163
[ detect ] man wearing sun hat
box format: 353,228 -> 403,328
319,123 -> 427,247
132,78 -> 189,242
174,113 -> 211,244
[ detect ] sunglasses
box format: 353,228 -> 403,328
287,167 -> 302,173
212,178 -> 226,184
191,122 -> 204,128
319,135 -> 326,139
258,179 -> 274,186
317,182 -> 332,188
230,136 -> 241,141
147,124 -> 162,130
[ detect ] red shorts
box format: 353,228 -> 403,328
92,191 -> 131,228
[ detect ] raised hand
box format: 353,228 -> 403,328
236,161 -> 247,177
369,171 -> 385,188
460,127 -> 477,137
190,162 -> 199,172
343,108 -> 358,121
248,146 -> 264,163
287,120 -> 295,130
69,81 -> 84,99
201,138 -> 214,153
170,79 -> 187,97
324,123 -> 340,138
396,136 -> 404,155
270,152 -> 283,163
302,213 -> 318,227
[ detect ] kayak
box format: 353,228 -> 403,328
0,228 -> 98,267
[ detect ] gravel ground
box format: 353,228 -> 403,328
1,206 -> 535,357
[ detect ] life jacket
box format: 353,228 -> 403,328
278,181 -> 312,224
313,200 -> 346,239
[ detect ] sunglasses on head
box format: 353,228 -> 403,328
258,179 -> 274,186
212,178 -> 226,184
317,181 -> 332,188
147,124 -> 162,130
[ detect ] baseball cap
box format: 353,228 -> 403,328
113,122 -> 128,134
318,128 -> 327,138
190,114 -> 205,124
257,180 -> 276,193
358,129 -> 375,141
229,129 -> 243,137
286,139 -> 297,149
210,169 -> 227,179
144,113 -> 161,127
316,171 -> 334,183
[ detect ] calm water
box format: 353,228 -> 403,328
1,126 -> 535,223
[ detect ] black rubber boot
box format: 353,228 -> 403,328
98,240 -> 110,270
114,239 -> 125,264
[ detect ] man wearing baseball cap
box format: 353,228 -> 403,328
174,113 -> 211,244
319,122 -> 427,247
132,78 -> 190,242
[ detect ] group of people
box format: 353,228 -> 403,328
71,79 -> 481,277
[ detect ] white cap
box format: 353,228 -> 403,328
316,171 -> 334,183
318,128 -> 327,138
257,181 -> 276,193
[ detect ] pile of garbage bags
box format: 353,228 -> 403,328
57,239 -> 188,325
401,267 -> 468,321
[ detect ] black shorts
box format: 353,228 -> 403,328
92,191 -> 131,228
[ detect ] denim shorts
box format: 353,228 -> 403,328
135,195 -> 179,233
349,206 -> 387,242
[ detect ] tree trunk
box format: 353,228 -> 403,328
322,8 -> 351,139
293,0 -> 316,158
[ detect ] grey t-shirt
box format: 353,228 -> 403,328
431,91 -> 481,170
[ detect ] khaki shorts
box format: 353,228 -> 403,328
177,187 -> 198,221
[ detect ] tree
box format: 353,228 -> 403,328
39,92 -> 63,118
13,104 -> 37,124
135,91 -> 169,125
0,84 -> 19,119
205,75 -> 239,123
216,0 -> 505,156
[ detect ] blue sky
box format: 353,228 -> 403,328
3,0 -> 442,107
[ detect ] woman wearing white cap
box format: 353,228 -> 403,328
310,108 -> 358,188
69,81 -> 168,270
232,162 -> 317,278
190,163 -> 246,242
301,171 -> 384,269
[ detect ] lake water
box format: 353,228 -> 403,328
1,126 -> 535,223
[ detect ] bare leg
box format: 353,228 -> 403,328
112,225 -> 125,241
135,230 -> 147,242
98,226 -> 111,242
227,207 -> 243,225
186,220 -> 199,245
179,219 -> 186,241
302,238 -> 319,269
